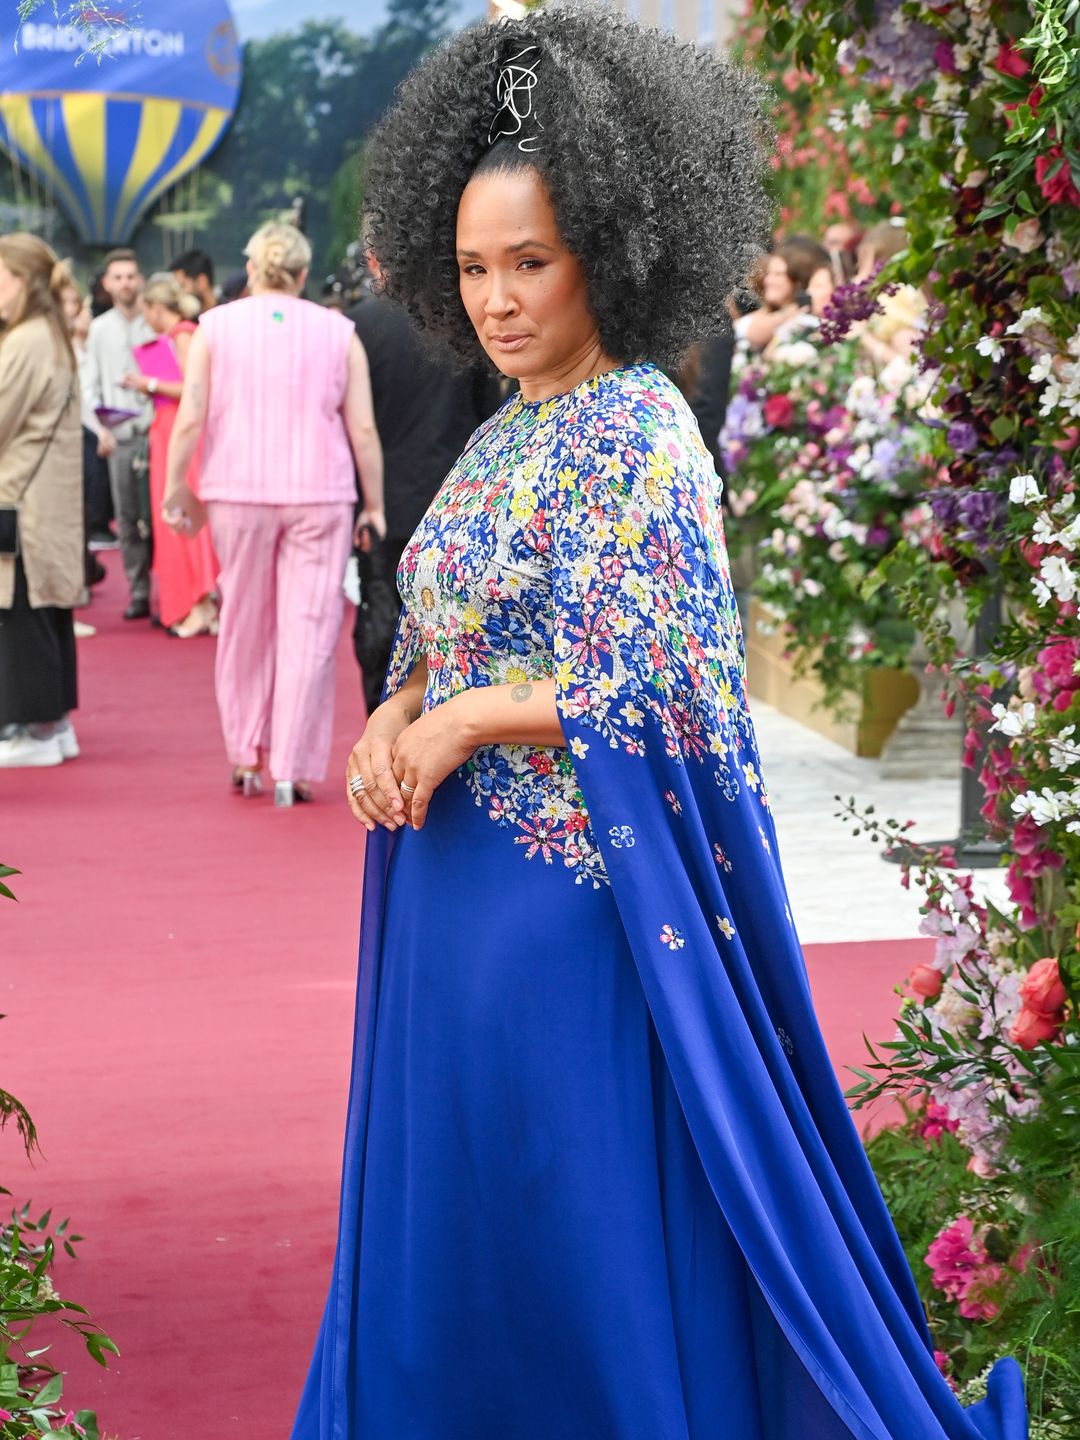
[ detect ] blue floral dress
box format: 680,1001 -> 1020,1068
293,364 -> 1026,1440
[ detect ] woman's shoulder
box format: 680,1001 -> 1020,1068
567,362 -> 703,453
2,314 -> 52,355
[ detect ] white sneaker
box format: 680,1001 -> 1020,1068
0,730 -> 64,768
54,720 -> 80,760
73,621 -> 96,639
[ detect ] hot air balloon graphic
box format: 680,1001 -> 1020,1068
0,1 -> 242,245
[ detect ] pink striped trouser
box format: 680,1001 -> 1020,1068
207,500 -> 354,784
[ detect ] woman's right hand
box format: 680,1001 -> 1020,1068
345,697 -> 412,832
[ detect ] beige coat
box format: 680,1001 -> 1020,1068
0,315 -> 82,610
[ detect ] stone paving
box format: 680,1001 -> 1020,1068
753,702 -> 1010,946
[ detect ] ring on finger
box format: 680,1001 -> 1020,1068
349,775 -> 366,796
400,781 -> 415,795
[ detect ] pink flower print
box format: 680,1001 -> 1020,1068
660,924 -> 685,950
664,790 -> 683,816
713,842 -> 733,872
514,817 -> 566,863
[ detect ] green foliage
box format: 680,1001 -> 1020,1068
0,868 -> 17,904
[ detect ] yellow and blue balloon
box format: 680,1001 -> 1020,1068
0,1 -> 241,245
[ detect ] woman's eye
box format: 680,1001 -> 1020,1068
462,264 -> 485,277
518,259 -> 543,271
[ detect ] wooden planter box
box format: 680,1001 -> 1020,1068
743,600 -> 919,758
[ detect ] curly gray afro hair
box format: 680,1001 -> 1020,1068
364,6 -> 773,369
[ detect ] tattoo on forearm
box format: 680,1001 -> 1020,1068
511,683 -> 533,704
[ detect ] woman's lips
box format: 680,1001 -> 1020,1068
490,334 -> 531,352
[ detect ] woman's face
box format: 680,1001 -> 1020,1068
141,297 -> 170,334
762,255 -> 795,310
60,285 -> 82,326
456,166 -> 605,399
0,258 -> 25,323
807,264 -> 834,316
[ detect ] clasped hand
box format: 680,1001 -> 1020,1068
345,696 -> 476,833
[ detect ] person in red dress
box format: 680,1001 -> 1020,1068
120,273 -> 218,637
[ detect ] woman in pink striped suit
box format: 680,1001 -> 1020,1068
162,222 -> 384,806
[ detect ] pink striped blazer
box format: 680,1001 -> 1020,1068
197,294 -> 357,505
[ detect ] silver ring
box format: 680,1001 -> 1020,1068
400,782 -> 415,794
349,776 -> 366,795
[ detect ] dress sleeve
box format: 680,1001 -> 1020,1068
548,396 -> 751,779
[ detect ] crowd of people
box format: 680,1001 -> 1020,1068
0,202 -> 921,790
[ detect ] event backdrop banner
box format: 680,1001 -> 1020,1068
0,2 -> 242,244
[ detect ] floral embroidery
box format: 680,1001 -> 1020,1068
660,924 -> 685,950
713,842 -> 733,873
777,1027 -> 795,1057
609,825 -> 636,850
382,363 -> 769,891
716,916 -> 736,940
664,790 -> 683,816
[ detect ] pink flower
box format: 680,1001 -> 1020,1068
1036,147 -> 1080,208
994,42 -> 1030,78
959,1264 -> 1003,1321
763,393 -> 795,429
934,41 -> 958,75
1019,957 -> 1067,1017
918,1101 -> 959,1141
908,963 -> 944,999
1005,217 -> 1044,253
1010,1005 -> 1062,1049
926,1216 -> 981,1300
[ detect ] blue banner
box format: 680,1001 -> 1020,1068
0,1 -> 242,244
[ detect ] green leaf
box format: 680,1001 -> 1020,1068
990,413 -> 1017,442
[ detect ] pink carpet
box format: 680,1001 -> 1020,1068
1,564 -> 927,1438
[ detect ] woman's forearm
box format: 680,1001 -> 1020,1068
450,679 -> 566,749
353,424 -> 385,511
165,412 -> 202,498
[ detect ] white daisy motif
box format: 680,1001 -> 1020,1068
758,825 -> 771,855
660,924 -> 685,950
716,916 -> 736,940
570,735 -> 589,758
743,762 -> 761,792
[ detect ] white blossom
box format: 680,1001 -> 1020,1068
827,107 -> 847,134
851,99 -> 873,130
1029,352 -> 1055,384
1008,472 -> 1043,505
989,701 -> 1037,737
976,335 -> 1004,362
1039,553 -> 1080,603
1005,307 -> 1046,336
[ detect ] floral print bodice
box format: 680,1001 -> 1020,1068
387,362 -> 764,889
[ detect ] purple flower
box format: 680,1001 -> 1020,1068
947,422 -> 979,455
934,41 -> 958,75
837,4 -> 941,92
931,488 -> 1005,547
870,436 -> 904,479
819,268 -> 899,344
867,525 -> 892,546
1063,261 -> 1080,297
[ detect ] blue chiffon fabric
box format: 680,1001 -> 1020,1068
292,364 -> 1028,1440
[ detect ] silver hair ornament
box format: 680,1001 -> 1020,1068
487,43 -> 543,153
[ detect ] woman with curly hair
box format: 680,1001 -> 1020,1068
294,12 -> 1026,1439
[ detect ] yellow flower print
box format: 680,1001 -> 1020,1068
646,448 -> 676,484
506,665 -> 529,685
613,514 -> 645,548
511,488 -> 537,522
556,465 -> 580,491
462,605 -> 484,633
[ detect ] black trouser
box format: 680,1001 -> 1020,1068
83,426 -> 113,535
353,533 -> 409,717
0,556 -> 77,727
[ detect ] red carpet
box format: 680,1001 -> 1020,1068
1,564 -> 927,1439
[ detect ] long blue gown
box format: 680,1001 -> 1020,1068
292,364 -> 1027,1439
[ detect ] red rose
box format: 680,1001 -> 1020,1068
1035,147 -> 1080,207
908,963 -> 944,999
1019,957 -> 1067,1017
994,42 -> 1030,78
1009,1005 -> 1062,1050
763,393 -> 795,428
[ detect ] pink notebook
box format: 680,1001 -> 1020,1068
132,337 -> 183,399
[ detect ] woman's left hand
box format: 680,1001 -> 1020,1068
391,699 -> 477,831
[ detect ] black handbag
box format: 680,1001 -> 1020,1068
0,385 -> 74,557
353,527 -> 402,679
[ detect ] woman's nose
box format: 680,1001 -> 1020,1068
484,276 -> 517,318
